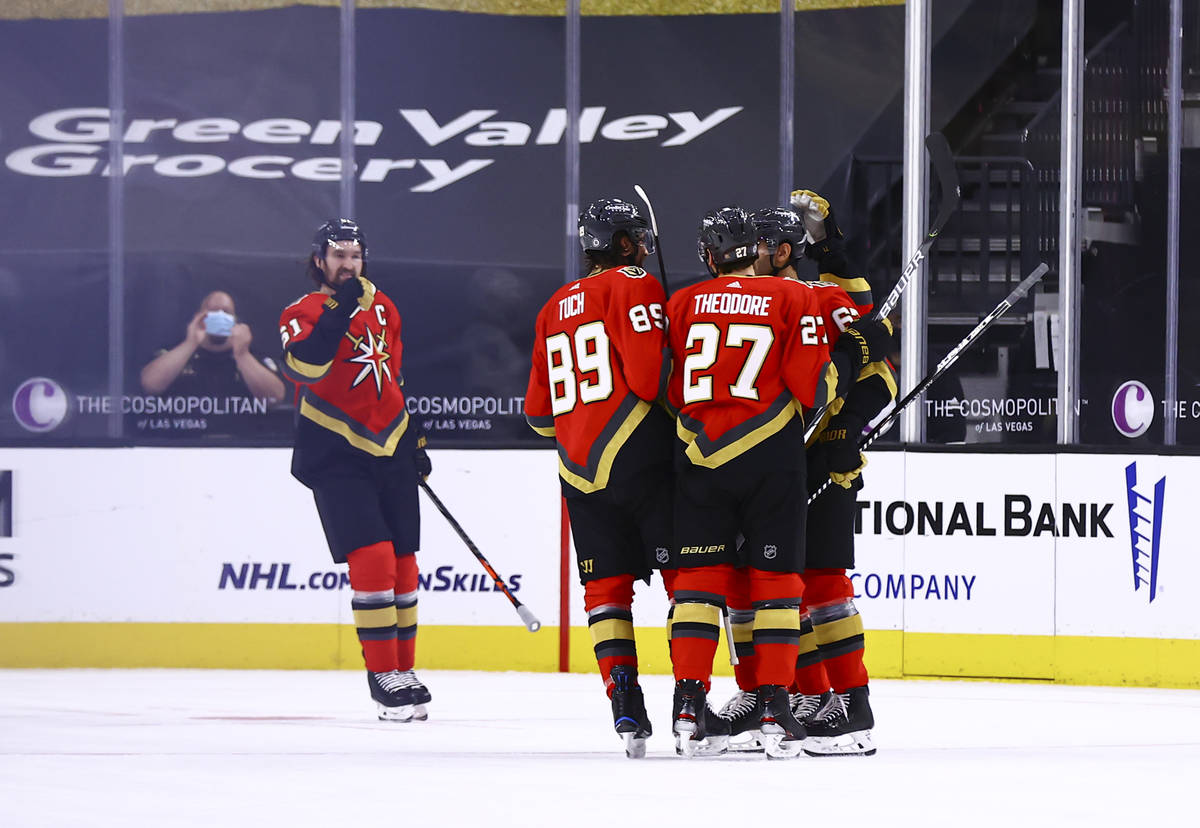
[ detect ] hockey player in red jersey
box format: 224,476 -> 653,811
665,206 -> 891,759
716,197 -> 896,756
279,219 -> 434,723
524,198 -> 674,758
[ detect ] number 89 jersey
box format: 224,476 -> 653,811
524,265 -> 669,494
667,274 -> 835,468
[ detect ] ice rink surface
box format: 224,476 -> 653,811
2,669 -> 1198,828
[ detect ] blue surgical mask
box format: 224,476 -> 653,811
204,310 -> 235,338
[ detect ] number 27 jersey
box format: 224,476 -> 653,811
667,275 -> 834,468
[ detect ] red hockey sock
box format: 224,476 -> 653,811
347,542 -> 398,674
393,553 -> 419,671
748,569 -> 804,688
584,575 -> 637,694
670,565 -> 734,689
804,569 -> 869,692
726,569 -> 757,692
793,608 -> 830,694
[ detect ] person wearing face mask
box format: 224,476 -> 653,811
140,290 -> 286,404
279,218 -> 434,724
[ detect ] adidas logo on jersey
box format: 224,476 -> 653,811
727,280 -> 742,288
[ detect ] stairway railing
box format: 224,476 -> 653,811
849,154 -> 1036,319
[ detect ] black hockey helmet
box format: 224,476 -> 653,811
312,218 -> 367,260
751,206 -> 808,271
578,198 -> 654,254
696,206 -> 758,276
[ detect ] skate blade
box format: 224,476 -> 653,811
675,734 -> 728,757
727,731 -> 765,753
802,729 -> 875,757
410,704 -> 429,722
673,720 -> 699,758
376,703 -> 416,722
760,725 -> 805,760
622,732 -> 647,759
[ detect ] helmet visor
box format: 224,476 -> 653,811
630,225 -> 656,255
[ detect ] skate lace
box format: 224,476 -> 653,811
395,670 -> 426,690
719,690 -> 756,719
374,671 -> 407,692
791,693 -> 823,719
815,693 -> 848,724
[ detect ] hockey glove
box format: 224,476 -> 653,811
818,413 -> 867,489
323,274 -> 366,317
789,189 -> 834,242
413,432 -> 432,481
790,189 -> 848,267
834,317 -> 894,370
356,277 -> 377,311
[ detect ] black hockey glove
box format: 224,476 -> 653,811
413,432 -> 432,481
818,413 -> 867,489
323,275 -> 366,318
834,317 -> 894,370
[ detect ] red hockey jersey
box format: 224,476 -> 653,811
799,274 -> 897,437
667,274 -> 835,468
525,265 -> 668,493
279,285 -> 409,456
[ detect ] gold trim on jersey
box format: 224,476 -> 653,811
819,272 -> 875,308
861,359 -> 899,400
818,360 -> 839,411
557,396 -> 650,493
806,360 -> 896,446
298,393 -> 409,457
284,352 -> 333,381
526,413 -> 556,438
676,394 -> 798,469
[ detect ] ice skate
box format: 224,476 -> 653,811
719,689 -> 765,753
394,669 -> 431,721
609,666 -> 652,759
802,685 -> 876,757
757,685 -> 806,759
672,680 -> 729,758
367,670 -> 419,722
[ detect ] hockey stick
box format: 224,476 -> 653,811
872,131 -> 961,321
419,480 -> 542,632
807,262 -> 1050,505
802,131 -> 961,445
633,184 -> 669,295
